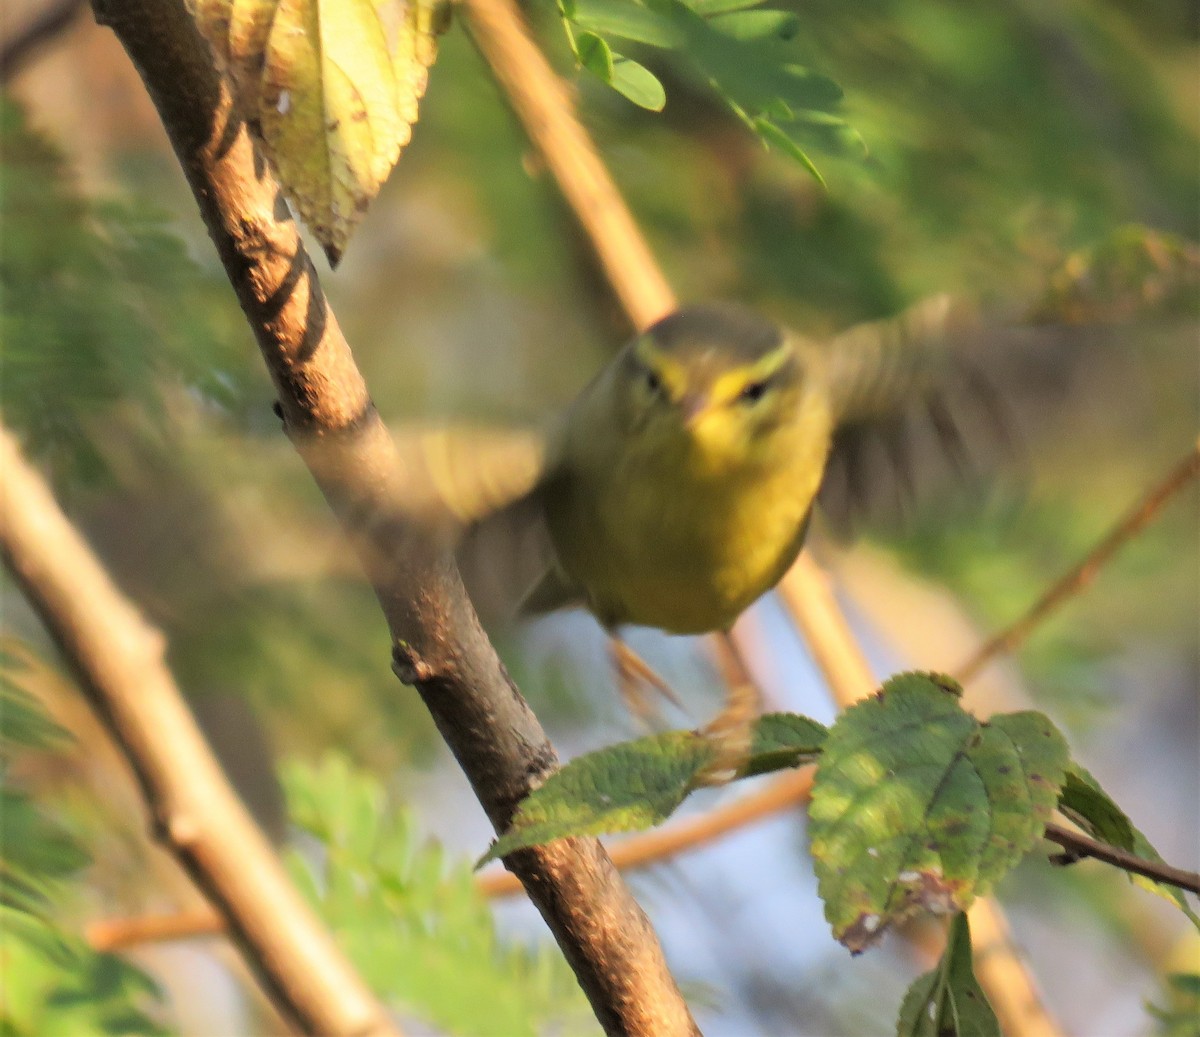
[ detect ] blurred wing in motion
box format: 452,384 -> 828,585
388,424 -> 547,526
387,422 -> 559,623
817,295 -> 1018,531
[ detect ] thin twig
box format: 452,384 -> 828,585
90,1 -> 697,1033
957,439 -> 1200,683
461,0 -> 676,331
1045,822 -> 1200,894
0,425 -> 400,1037
0,0 -> 87,83
88,908 -> 224,952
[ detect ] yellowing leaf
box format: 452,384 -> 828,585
193,0 -> 445,263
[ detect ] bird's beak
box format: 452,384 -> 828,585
679,392 -> 710,427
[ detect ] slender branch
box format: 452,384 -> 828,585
0,0 -> 86,83
460,0 -> 676,331
88,1 -> 696,1033
1045,823 -> 1200,894
88,908 -> 223,952
0,425 -> 400,1037
957,439 -> 1200,683
774,554 -> 878,703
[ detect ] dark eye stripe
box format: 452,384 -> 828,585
738,379 -> 770,403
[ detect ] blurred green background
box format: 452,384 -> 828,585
1,0 -> 1197,1033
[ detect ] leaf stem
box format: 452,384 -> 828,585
1044,822 -> 1200,895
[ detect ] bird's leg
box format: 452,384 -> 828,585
608,632 -> 684,725
695,632 -> 762,786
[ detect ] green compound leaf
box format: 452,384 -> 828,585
1058,763 -> 1200,927
282,756 -> 589,1036
752,117 -> 825,187
897,912 -> 1000,1037
709,8 -> 799,42
566,0 -> 847,181
576,31 -> 615,81
572,0 -> 683,47
481,713 -> 827,863
0,668 -> 70,754
809,672 -> 1068,952
610,57 -> 667,111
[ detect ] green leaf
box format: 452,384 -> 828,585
753,117 -> 826,186
576,31 -> 615,81
572,0 -> 683,47
683,0 -> 766,15
897,913 -> 1000,1037
191,0 -> 446,263
482,730 -> 710,864
280,756 -> 589,1036
1059,764 -> 1200,927
610,58 -> 668,111
743,712 -> 828,775
0,674 -> 70,754
809,672 -> 1068,951
482,713 -> 826,863
709,9 -> 799,42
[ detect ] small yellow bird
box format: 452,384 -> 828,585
408,295 -> 980,721
514,296 -> 974,638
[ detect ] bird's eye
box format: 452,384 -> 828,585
738,380 -> 770,404
644,368 -> 664,396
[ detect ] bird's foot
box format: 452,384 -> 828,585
694,677 -> 761,786
609,636 -> 684,727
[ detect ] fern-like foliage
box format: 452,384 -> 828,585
0,652 -> 172,1036
281,754 -> 595,1036
0,99 -> 251,484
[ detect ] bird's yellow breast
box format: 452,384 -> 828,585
543,391 -> 832,633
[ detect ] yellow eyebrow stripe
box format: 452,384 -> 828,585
711,341 -> 792,404
633,336 -> 688,398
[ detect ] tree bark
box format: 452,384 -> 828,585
87,0 -> 698,1033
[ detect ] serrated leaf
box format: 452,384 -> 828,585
742,712 -> 828,775
897,913 -> 1000,1037
482,731 -> 710,864
1059,764 -> 1200,927
709,9 -> 799,42
576,31 -> 615,82
610,58 -> 667,111
192,0 -> 446,263
809,672 -> 1068,951
482,713 -> 826,863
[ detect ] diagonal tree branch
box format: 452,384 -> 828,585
86,0 -> 697,1033
0,423 -> 401,1037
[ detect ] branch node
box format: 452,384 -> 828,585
391,644 -> 433,685
159,811 -> 203,849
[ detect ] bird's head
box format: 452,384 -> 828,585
619,303 -> 805,473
